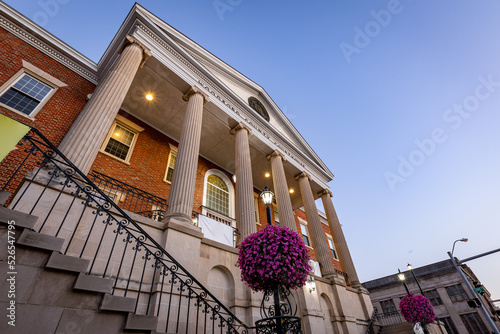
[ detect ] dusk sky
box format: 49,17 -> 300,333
5,0 -> 500,299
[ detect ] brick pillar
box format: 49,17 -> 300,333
164,87 -> 209,223
230,123 -> 256,242
320,189 -> 360,286
295,172 -> 335,277
58,35 -> 151,174
267,151 -> 296,231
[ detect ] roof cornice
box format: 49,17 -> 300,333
0,1 -> 97,83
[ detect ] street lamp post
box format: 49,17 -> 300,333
397,269 -> 410,294
260,186 -> 274,226
448,239 -> 500,334
407,263 -> 424,295
260,186 -> 284,334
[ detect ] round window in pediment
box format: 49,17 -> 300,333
248,97 -> 270,122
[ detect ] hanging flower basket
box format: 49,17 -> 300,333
236,225 -> 311,292
399,293 -> 436,325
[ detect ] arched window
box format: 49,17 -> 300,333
203,169 -> 235,219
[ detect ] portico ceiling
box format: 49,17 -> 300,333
120,57 -> 324,206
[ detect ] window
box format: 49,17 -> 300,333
164,144 -> 177,183
437,317 -> 458,334
380,299 -> 397,315
100,116 -> 143,163
299,220 -> 311,247
424,289 -> 443,306
202,169 -> 235,219
0,61 -> 65,118
327,237 -> 338,260
445,284 -> 468,302
273,205 -> 280,225
460,313 -> 489,334
254,195 -> 260,225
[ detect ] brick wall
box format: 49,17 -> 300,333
0,27 -> 95,199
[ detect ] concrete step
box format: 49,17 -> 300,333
124,313 -> 158,331
46,251 -> 89,273
100,294 -> 136,313
74,272 -> 113,294
0,205 -> 38,229
0,190 -> 10,206
17,228 -> 64,252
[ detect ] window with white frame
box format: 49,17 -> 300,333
299,219 -> 311,247
100,116 -> 143,163
202,169 -> 235,219
254,194 -> 260,225
327,236 -> 339,260
0,61 -> 65,118
273,204 -> 280,225
164,144 -> 177,183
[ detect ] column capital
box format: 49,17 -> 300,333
294,171 -> 311,182
120,35 -> 152,68
182,86 -> 210,105
266,150 -> 286,162
318,189 -> 333,198
230,122 -> 252,136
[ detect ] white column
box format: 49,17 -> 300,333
320,189 -> 360,286
267,151 -> 296,231
295,172 -> 335,277
164,87 -> 209,223
58,35 -> 151,174
230,123 -> 256,242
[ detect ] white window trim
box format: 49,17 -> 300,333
163,143 -> 178,183
298,217 -> 313,249
202,169 -> 235,219
99,116 -> 144,164
0,60 -> 66,119
326,234 -> 339,261
254,194 -> 261,225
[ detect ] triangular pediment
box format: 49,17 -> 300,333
123,4 -> 333,181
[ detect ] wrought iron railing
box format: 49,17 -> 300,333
365,308 -> 379,334
0,126 -> 249,333
89,170 -> 167,220
376,310 -> 406,326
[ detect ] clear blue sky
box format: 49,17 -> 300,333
6,0 -> 500,299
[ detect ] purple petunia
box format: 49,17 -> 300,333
399,293 -> 436,324
236,225 -> 312,292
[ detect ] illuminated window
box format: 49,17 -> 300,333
206,175 -> 230,216
100,116 -> 143,163
164,144 -> 177,183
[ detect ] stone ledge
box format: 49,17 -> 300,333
100,294 -> 135,313
46,252 -> 89,273
163,216 -> 204,239
74,273 -> 113,294
17,229 -> 64,252
124,313 -> 158,331
0,206 -> 38,229
201,237 -> 238,254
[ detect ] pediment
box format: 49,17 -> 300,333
127,4 -> 333,181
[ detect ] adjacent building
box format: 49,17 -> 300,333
363,260 -> 500,334
0,1 -> 373,333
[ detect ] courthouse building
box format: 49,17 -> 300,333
0,2 -> 373,333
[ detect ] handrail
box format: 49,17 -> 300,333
1,125 -> 249,333
365,308 -> 378,334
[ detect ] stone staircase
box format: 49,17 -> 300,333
0,191 -> 164,333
